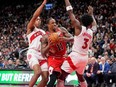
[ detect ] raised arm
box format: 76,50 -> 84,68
87,6 -> 97,32
27,0 -> 47,35
60,27 -> 74,42
64,0 -> 81,34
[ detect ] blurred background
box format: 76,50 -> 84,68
0,0 -> 116,87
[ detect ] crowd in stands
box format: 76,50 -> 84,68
0,0 -> 116,86
84,57 -> 116,87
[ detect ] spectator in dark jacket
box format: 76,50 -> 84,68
84,57 -> 100,87
5,58 -> 15,69
108,58 -> 116,84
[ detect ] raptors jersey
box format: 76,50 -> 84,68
72,26 -> 93,55
27,27 -> 45,50
47,29 -> 67,57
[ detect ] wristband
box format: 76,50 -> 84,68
66,6 -> 73,11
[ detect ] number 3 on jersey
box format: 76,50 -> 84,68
82,38 -> 89,49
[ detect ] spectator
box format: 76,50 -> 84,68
97,57 -> 111,86
5,58 -> 15,69
84,57 -> 99,87
0,56 -> 4,69
108,57 -> 116,86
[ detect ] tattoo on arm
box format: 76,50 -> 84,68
61,27 -> 73,38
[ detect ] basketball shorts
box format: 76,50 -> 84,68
27,49 -> 48,71
47,56 -> 64,75
61,52 -> 88,75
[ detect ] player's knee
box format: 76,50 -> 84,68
34,70 -> 42,76
42,75 -> 48,83
41,72 -> 49,83
33,65 -> 42,76
59,70 -> 69,81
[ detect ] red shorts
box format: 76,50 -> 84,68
47,56 -> 64,74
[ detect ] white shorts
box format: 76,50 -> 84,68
27,49 -> 48,71
61,52 -> 88,74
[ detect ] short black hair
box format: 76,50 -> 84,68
80,14 -> 93,27
46,17 -> 53,24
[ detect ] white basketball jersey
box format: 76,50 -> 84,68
72,26 -> 93,55
27,27 -> 45,51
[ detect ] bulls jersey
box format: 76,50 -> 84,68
72,26 -> 93,55
27,27 -> 45,51
47,29 -> 67,57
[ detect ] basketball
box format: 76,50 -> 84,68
49,33 -> 59,43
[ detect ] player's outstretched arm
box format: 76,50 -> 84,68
60,27 -> 74,42
64,0 -> 81,31
87,6 -> 97,32
27,0 -> 47,35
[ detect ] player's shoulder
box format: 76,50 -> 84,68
80,26 -> 87,33
38,29 -> 46,34
82,26 -> 86,30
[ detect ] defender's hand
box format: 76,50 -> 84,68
42,0 -> 47,5
87,6 -> 93,16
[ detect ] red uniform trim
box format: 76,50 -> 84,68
30,31 -> 43,43
66,57 -> 77,70
39,60 -> 47,66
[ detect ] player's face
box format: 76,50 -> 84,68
48,18 -> 57,31
35,17 -> 41,28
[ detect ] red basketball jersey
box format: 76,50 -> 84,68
46,28 -> 67,57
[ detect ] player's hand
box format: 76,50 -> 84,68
42,0 -> 47,5
87,6 -> 93,16
48,38 -> 55,47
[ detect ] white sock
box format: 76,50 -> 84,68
56,79 -> 65,87
80,81 -> 87,87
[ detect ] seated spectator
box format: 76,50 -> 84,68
97,57 -> 111,86
108,57 -> 116,85
84,57 -> 99,87
5,58 -> 15,69
0,56 -> 4,69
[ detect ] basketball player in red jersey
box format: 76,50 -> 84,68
26,0 -> 48,87
56,0 -> 97,87
41,17 -> 73,87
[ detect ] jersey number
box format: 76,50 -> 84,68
82,38 -> 89,49
56,43 -> 63,51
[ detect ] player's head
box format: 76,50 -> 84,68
34,16 -> 41,28
80,14 -> 93,27
46,17 -> 57,31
